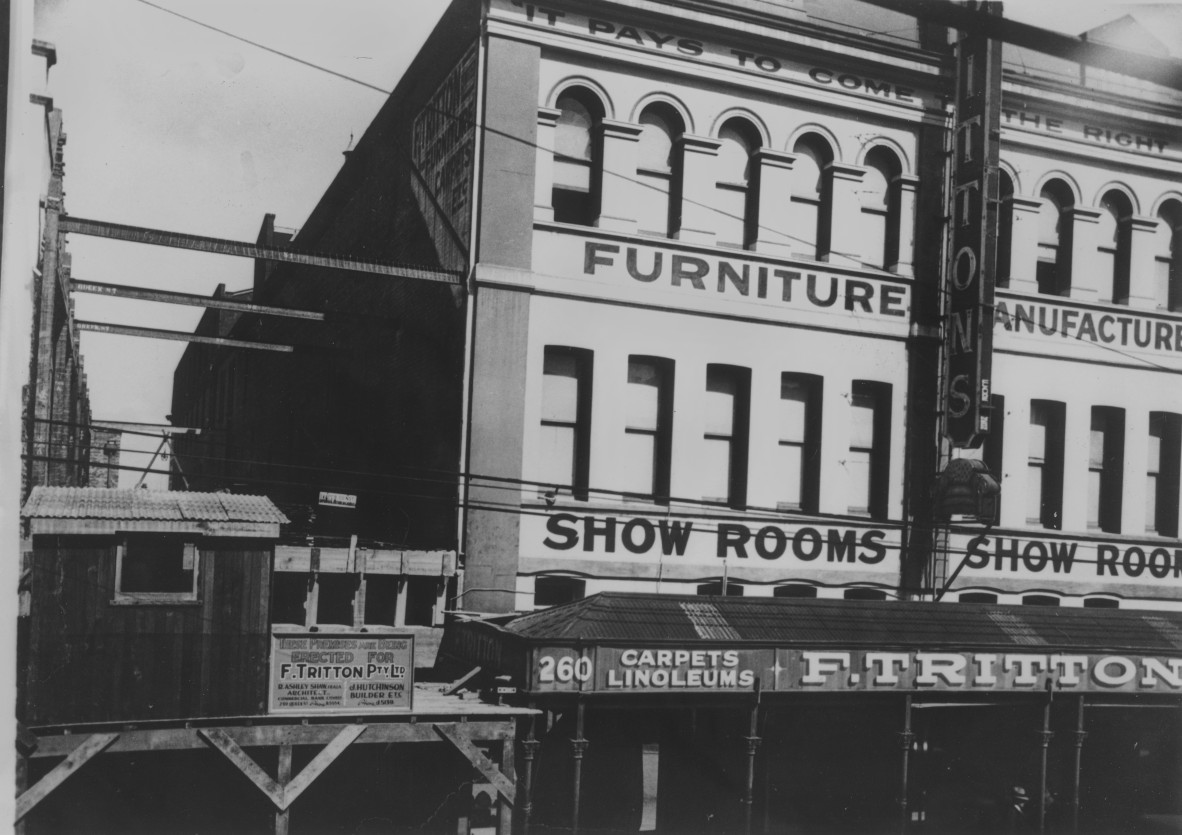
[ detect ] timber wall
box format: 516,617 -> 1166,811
21,535 -> 272,725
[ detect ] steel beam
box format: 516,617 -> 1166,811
59,215 -> 463,284
75,320 -> 294,352
71,279 -> 325,321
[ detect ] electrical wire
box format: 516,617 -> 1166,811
133,0 -> 392,95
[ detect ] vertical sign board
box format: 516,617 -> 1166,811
270,632 -> 414,714
945,8 -> 1002,449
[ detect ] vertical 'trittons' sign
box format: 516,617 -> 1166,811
945,4 -> 1002,449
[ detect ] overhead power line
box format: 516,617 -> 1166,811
133,0 -> 392,95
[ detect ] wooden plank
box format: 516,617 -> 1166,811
76,320 -> 294,352
72,279 -> 325,321
275,745 -> 292,835
281,725 -> 367,808
441,667 -> 483,697
199,728 -> 285,807
434,724 -> 517,805
59,215 -> 463,284
15,732 -> 118,822
90,420 -> 201,434
30,718 -> 523,758
16,723 -> 38,756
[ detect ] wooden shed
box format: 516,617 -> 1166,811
17,488 -> 530,835
20,487 -> 288,725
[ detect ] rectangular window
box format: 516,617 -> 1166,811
540,347 -> 593,500
271,573 -> 311,625
983,394 -> 1005,484
1149,412 -> 1182,537
534,576 -> 586,607
316,574 -> 358,626
1028,400 -> 1065,529
114,535 -> 199,604
848,381 -> 891,519
405,577 -> 439,626
363,575 -> 400,627
777,373 -> 822,512
702,365 -> 750,508
621,357 -> 674,503
1088,407 -> 1124,533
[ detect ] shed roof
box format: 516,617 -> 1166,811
22,487 -> 288,537
500,593 -> 1182,655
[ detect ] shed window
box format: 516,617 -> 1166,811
115,535 -> 199,603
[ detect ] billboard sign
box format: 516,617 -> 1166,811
530,645 -> 1182,695
269,632 -> 414,714
945,9 -> 1002,448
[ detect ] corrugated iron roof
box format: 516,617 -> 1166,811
21,487 -> 289,524
502,593 -> 1182,654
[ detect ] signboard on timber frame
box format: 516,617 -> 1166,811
269,632 -> 414,714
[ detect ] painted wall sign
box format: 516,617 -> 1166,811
952,532 -> 1182,587
411,42 -> 477,263
944,22 -> 1002,449
1001,109 -> 1175,158
994,298 -> 1182,359
531,645 -> 1182,694
538,512 -> 897,569
269,632 -> 414,714
521,236 -> 913,336
493,0 -> 940,110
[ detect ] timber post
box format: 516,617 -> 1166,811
1070,696 -> 1087,835
898,694 -> 915,835
274,744 -> 292,835
1036,695 -> 1054,835
570,697 -> 588,835
521,709 -> 540,834
743,679 -> 762,835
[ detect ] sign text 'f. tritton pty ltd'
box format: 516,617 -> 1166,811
530,646 -> 1182,695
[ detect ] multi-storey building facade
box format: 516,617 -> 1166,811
943,32 -> 1182,610
459,0 -> 951,612
167,0 -> 1182,617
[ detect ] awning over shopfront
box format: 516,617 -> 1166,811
441,593 -> 1182,697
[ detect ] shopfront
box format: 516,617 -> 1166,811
441,593 -> 1182,834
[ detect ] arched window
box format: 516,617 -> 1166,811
715,118 -> 760,249
1096,190 -> 1132,304
1037,181 -> 1074,296
552,89 -> 603,226
787,135 -> 833,261
1155,201 -> 1182,311
636,104 -> 684,238
860,147 -> 902,270
996,171 -> 1014,288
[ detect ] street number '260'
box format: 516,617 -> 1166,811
538,654 -> 593,684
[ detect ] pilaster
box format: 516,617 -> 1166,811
534,107 -> 560,222
676,135 -> 722,246
597,119 -> 643,234
753,148 -> 797,257
825,163 -> 868,270
1004,196 -> 1043,294
891,174 -> 920,277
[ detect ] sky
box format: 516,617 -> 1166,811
28,0 -> 1182,488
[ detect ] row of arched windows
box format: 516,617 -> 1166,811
545,86 -> 1182,310
547,87 -> 914,274
994,174 -> 1178,310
